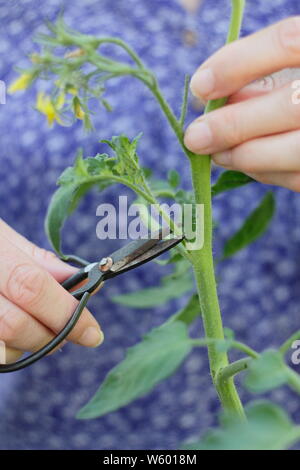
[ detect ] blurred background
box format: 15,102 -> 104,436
0,0 -> 300,450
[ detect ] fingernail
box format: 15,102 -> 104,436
184,120 -> 213,152
79,327 -> 104,348
213,151 -> 232,167
190,68 -> 215,98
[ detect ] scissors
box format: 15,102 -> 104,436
0,229 -> 184,373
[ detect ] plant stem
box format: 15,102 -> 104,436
187,0 -> 246,417
179,74 -> 190,128
285,367 -> 300,395
77,0 -> 247,417
217,358 -> 252,385
191,338 -> 258,359
280,329 -> 300,355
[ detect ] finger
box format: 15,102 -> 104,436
5,348 -> 23,364
199,68 -> 300,106
228,69 -> 300,104
184,83 -> 300,155
245,171 -> 300,193
212,130 -> 300,174
0,339 -> 23,364
0,233 -> 104,348
0,219 -> 76,282
0,294 -> 59,352
190,16 -> 300,100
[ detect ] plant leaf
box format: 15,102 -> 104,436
223,191 -> 275,259
45,182 -> 93,256
148,178 -> 176,199
77,321 -> 193,419
168,294 -> 200,325
224,327 -> 235,340
244,350 -> 289,393
45,135 -> 150,255
112,268 -> 194,308
101,133 -> 145,187
184,401 -> 300,450
167,170 -> 180,189
212,170 -> 254,196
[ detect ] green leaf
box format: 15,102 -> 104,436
101,133 -> 145,187
45,135 -> 151,255
224,327 -> 235,340
154,251 -> 183,266
148,178 -> 176,199
184,401 -> 300,450
174,188 -> 194,205
167,170 -> 180,189
112,268 -> 194,308
212,170 -> 254,197
223,191 -> 276,259
45,182 -> 93,255
244,350 -> 289,393
45,153 -> 113,254
168,294 -> 200,325
77,321 -> 193,419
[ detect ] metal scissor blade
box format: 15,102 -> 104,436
107,235 -> 184,278
108,227 -> 182,273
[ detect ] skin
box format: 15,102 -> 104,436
0,218 -> 103,364
184,16 -> 300,192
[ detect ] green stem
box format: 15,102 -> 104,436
285,367 -> 300,395
96,37 -> 145,68
179,74 -> 190,128
191,338 -> 258,359
230,341 -> 259,359
217,358 -> 252,385
280,329 -> 300,355
187,0 -> 246,417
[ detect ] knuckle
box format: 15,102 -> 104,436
230,143 -> 257,173
6,263 -> 48,309
31,244 -> 57,262
230,153 -> 250,173
291,131 -> 300,154
218,107 -> 245,148
277,16 -> 300,54
0,308 -> 27,343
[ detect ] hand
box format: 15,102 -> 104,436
184,16 -> 300,192
0,219 -> 103,364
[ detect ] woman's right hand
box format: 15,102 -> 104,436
0,218 -> 104,364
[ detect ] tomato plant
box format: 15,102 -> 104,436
10,0 -> 300,450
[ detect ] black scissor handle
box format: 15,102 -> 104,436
0,292 -> 91,373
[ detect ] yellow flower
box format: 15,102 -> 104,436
55,91 -> 65,110
67,86 -> 78,95
74,99 -> 85,120
8,72 -> 33,94
36,92 -> 63,127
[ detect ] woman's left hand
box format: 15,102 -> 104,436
184,16 -> 300,192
